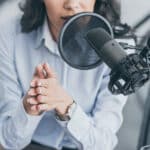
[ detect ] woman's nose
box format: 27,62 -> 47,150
64,0 -> 80,12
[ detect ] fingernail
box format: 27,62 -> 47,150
27,98 -> 31,104
38,64 -> 42,68
42,70 -> 47,78
27,98 -> 34,104
30,82 -> 34,87
28,90 -> 32,95
30,80 -> 36,87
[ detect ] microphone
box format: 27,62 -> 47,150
85,28 -> 150,95
85,28 -> 127,69
58,12 -> 150,95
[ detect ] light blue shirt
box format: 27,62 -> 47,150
0,15 -> 127,150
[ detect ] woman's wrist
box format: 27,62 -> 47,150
55,100 -> 76,121
55,98 -> 74,115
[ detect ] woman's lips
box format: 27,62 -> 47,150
61,16 -> 74,22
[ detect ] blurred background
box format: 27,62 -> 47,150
0,0 -> 149,150
121,0 -> 149,46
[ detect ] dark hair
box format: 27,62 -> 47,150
20,0 -> 121,33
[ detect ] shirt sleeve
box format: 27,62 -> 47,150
66,67 -> 127,150
0,22 -> 43,150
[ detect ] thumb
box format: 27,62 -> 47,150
43,63 -> 57,78
34,64 -> 46,79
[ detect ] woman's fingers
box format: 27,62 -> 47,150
28,87 -> 48,96
36,87 -> 48,95
27,97 -> 38,105
28,88 -> 37,96
27,63 -> 61,112
36,95 -> 48,103
30,104 -> 53,112
30,77 -> 49,88
37,103 -> 56,111
34,64 -> 46,78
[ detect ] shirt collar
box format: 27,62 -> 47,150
35,17 -> 60,56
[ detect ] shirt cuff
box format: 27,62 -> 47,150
12,99 -> 43,137
67,104 -> 91,141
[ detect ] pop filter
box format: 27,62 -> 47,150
58,12 -> 113,70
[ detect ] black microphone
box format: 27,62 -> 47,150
58,12 -> 150,95
85,28 -> 127,69
85,28 -> 150,95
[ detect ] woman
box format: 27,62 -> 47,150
0,0 -> 126,150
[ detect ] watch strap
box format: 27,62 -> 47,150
55,100 -> 77,121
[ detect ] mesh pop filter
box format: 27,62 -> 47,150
58,12 -> 114,70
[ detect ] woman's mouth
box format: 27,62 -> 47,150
61,16 -> 74,23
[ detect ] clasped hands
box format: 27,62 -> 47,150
23,63 -> 73,116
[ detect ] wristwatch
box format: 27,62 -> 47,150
55,101 -> 77,121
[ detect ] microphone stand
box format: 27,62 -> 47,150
108,41 -> 150,95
